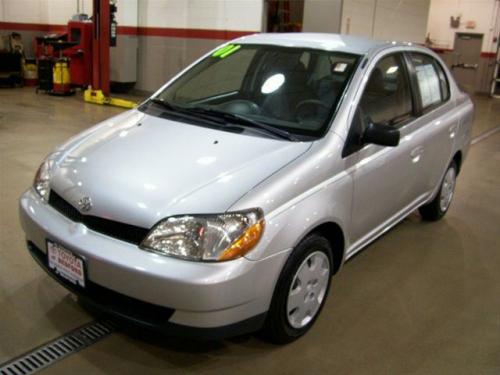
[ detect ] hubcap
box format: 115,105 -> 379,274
286,251 -> 330,329
440,167 -> 456,212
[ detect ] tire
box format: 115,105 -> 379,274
261,233 -> 333,344
419,160 -> 458,221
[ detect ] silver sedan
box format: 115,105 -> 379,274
19,33 -> 473,343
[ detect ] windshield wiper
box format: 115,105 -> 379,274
183,106 -> 298,141
149,97 -> 180,111
149,99 -> 297,141
149,98 -> 226,127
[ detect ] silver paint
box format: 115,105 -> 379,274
19,34 -> 474,329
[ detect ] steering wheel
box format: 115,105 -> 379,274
295,99 -> 331,123
218,100 -> 260,115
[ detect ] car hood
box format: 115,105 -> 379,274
50,110 -> 311,229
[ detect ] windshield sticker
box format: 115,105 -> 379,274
219,44 -> 241,58
212,44 -> 241,59
212,44 -> 234,57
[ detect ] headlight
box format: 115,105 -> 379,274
140,208 -> 265,262
33,157 -> 55,201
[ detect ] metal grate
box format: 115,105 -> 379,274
48,190 -> 150,245
0,320 -> 114,375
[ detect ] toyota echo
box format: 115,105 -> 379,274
19,33 -> 474,343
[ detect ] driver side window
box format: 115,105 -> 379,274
360,54 -> 413,126
343,53 -> 413,157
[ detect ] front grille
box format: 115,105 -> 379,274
48,190 -> 149,245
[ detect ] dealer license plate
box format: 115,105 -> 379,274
47,240 -> 86,287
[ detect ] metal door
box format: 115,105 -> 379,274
345,53 -> 424,248
451,33 -> 483,93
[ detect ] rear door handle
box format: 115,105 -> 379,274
449,124 -> 459,138
410,146 -> 424,162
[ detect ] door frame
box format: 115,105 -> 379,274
451,32 -> 483,93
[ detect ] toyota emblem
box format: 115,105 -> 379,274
78,196 -> 93,212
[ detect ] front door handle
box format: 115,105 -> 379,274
410,146 -> 424,163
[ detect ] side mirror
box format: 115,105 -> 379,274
363,122 -> 400,147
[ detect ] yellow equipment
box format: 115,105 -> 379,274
52,59 -> 73,95
84,88 -> 136,109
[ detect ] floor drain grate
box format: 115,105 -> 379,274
0,320 -> 114,375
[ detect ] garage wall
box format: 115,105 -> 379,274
0,0 -> 94,58
427,0 -> 499,52
0,0 -> 93,24
137,0 -> 262,31
302,0 -> 342,33
426,0 -> 500,93
0,0 -> 263,92
133,0 -> 263,91
341,0 -> 431,43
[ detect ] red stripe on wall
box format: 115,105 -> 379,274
431,47 -> 497,58
0,22 -> 255,40
3,22 -> 495,53
480,51 -> 497,58
430,47 -> 452,54
117,26 -> 254,40
0,22 -> 66,33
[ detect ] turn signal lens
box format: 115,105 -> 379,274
218,220 -> 265,261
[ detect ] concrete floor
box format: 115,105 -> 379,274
1,88 -> 499,374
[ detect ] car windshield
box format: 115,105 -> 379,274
145,44 -> 359,139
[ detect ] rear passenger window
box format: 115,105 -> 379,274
409,53 -> 449,109
358,54 -> 413,126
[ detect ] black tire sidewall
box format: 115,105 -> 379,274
264,234 -> 333,343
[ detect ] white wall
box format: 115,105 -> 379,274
0,0 -> 92,24
1,0 -> 49,23
0,0 -> 135,28
117,0 -> 138,26
341,0 -> 375,37
426,0 -> 500,52
137,0 -> 263,31
0,0 -> 262,31
341,0 -> 431,43
302,0 -> 342,33
0,0 -> 135,26
45,0 -> 92,24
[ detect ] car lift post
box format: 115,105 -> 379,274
84,0 -> 136,109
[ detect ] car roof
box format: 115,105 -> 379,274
234,33 -> 412,56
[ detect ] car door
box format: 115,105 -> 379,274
405,52 -> 457,196
343,52 -> 427,252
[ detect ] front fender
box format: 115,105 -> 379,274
241,169 -> 353,261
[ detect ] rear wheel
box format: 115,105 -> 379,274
419,161 -> 457,221
261,234 -> 333,344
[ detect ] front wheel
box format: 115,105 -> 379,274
419,160 -> 457,221
261,234 -> 333,344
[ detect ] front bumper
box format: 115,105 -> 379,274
19,189 -> 290,338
